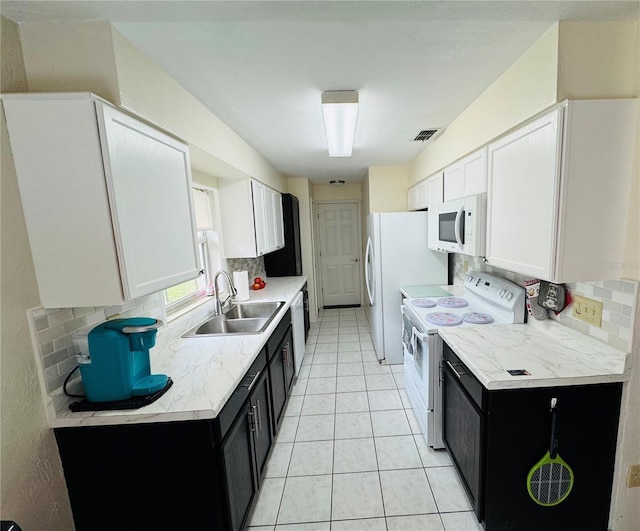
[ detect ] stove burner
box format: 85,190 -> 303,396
423,312 -> 463,327
463,312 -> 494,324
411,298 -> 436,308
437,297 -> 469,309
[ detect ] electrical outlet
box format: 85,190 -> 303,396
628,464 -> 640,488
571,294 -> 603,326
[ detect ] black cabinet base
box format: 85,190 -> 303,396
55,420 -> 225,530
482,383 -> 622,531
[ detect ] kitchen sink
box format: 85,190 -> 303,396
224,301 -> 284,320
182,301 -> 285,337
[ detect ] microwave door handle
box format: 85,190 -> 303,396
454,205 -> 464,248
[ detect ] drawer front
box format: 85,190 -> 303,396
218,349 -> 267,439
266,309 -> 292,358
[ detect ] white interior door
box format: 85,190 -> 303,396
318,202 -> 362,307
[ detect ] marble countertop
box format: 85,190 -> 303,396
50,276 -> 307,428
439,318 -> 630,390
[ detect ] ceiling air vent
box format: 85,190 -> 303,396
413,128 -> 443,142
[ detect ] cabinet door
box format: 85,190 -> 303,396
272,191 -> 285,250
416,182 -> 428,210
408,182 -> 428,211
269,346 -> 287,435
97,103 -> 199,299
443,163 -> 464,202
282,329 -> 295,396
250,369 -> 273,481
444,147 -> 487,202
252,181 -> 269,256
461,147 -> 487,197
222,404 -> 257,531
486,109 -> 561,279
426,172 -> 444,251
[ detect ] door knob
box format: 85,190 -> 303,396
351,258 -> 359,263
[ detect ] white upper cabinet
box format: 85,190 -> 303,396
426,171 -> 444,251
486,99 -> 638,283
219,179 -> 284,258
408,180 -> 428,211
443,146 -> 487,202
2,93 -> 199,308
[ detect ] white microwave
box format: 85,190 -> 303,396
434,194 -> 486,257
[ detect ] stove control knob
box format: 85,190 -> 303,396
498,289 -> 505,297
505,291 -> 513,300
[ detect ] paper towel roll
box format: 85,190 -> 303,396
233,270 -> 250,301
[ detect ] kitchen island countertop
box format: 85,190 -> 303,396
50,276 -> 307,428
439,318 -> 630,390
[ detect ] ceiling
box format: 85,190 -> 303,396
2,1 -> 639,184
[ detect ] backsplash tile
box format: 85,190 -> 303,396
452,254 -> 637,352
228,256 -> 266,281
29,293 -> 164,394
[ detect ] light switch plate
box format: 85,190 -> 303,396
571,294 -> 603,327
627,464 -> 640,488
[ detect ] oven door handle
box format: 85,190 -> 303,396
446,359 -> 466,379
411,327 -> 428,355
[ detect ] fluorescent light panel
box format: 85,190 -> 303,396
321,90 -> 358,157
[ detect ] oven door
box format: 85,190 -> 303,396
402,306 -> 444,449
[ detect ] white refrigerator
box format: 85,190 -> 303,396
365,212 -> 448,364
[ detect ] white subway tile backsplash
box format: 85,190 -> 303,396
452,254 -> 637,352
29,293 -> 164,393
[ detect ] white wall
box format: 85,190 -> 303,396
17,21 -> 286,192
409,24 -> 559,184
0,16 -> 75,530
366,166 -> 409,213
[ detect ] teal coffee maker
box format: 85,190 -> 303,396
79,317 -> 168,403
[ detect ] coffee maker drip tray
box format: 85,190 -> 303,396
69,378 -> 173,412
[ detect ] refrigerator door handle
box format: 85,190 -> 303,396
365,237 -> 374,305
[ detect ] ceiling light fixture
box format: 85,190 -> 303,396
329,180 -> 346,186
321,90 -> 358,157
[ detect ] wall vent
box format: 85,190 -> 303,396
413,128 -> 443,142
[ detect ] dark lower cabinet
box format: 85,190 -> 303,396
222,401 -> 256,531
55,311 -> 293,531
222,366 -> 272,531
442,343 -> 623,531
267,311 -> 294,435
251,369 -> 273,479
55,419 -> 224,530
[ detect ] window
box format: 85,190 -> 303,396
164,188 -> 217,313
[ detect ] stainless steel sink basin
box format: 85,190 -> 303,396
224,301 -> 284,320
182,301 -> 285,337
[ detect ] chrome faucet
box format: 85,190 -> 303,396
213,270 -> 238,315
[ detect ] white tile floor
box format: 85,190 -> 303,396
247,307 -> 483,531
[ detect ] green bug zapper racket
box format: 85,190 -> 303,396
526,397 -> 574,506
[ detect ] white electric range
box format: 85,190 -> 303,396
401,271 -> 526,448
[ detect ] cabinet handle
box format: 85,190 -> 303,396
446,360 -> 466,379
251,405 -> 259,437
256,399 -> 262,433
244,370 -> 261,392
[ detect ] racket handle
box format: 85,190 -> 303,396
549,398 -> 559,459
